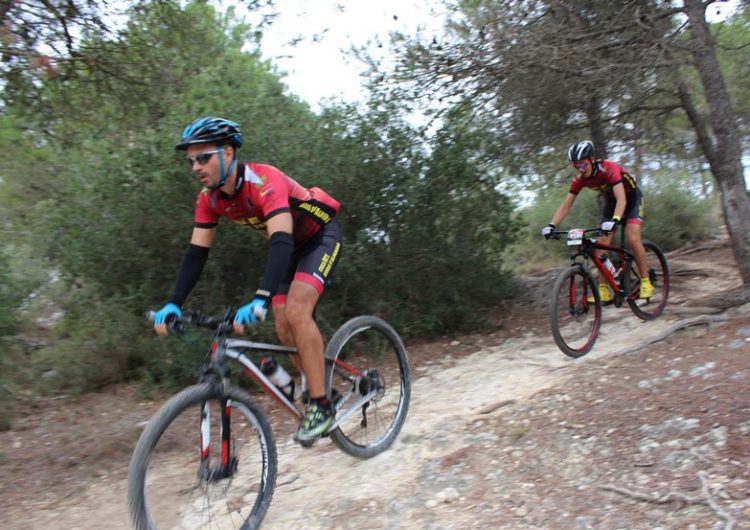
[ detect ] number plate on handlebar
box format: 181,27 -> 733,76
567,229 -> 584,246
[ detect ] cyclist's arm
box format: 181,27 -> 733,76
155,227 -> 215,335
256,212 -> 294,299
190,226 -> 216,247
550,192 -> 577,226
170,227 -> 215,305
265,212 -> 293,237
611,182 -> 627,220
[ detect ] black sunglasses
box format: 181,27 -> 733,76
186,150 -> 220,166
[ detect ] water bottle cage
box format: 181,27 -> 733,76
280,379 -> 295,402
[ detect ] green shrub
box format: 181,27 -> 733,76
641,183 -> 720,251
504,187 -> 601,274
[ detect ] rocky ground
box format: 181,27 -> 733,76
0,238 -> 748,529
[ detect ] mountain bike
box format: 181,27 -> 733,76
547,226 -> 669,358
127,311 -> 411,530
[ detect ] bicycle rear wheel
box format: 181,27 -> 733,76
550,265 -> 602,358
325,316 -> 411,459
128,383 -> 277,530
626,240 -> 670,320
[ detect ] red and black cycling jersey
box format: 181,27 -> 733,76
569,159 -> 638,198
194,162 -> 340,246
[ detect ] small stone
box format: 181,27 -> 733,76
436,487 -> 460,503
514,505 -> 529,517
709,426 -> 728,447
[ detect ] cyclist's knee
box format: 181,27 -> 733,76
284,299 -> 315,329
273,306 -> 293,339
275,320 -> 294,344
626,226 -> 642,246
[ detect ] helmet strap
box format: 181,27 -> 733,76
590,159 -> 600,178
216,146 -> 237,188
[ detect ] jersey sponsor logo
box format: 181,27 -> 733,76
231,216 -> 266,229
299,202 -> 332,223
246,167 -> 266,187
260,186 -> 274,197
317,242 -> 341,278
623,172 -> 636,190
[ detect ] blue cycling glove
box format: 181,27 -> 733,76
154,302 -> 181,325
234,297 -> 269,327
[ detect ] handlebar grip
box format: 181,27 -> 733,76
147,311 -> 185,335
168,318 -> 186,335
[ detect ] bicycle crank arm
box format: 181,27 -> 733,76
326,389 -> 378,432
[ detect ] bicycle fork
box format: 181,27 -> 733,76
198,364 -> 237,482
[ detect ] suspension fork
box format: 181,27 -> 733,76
218,363 -> 232,474
197,354 -> 237,480
567,255 -> 591,311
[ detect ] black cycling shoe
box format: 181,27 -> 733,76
301,388 -> 342,409
294,402 -> 334,442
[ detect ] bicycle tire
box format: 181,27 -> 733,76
550,265 -> 602,358
626,240 -> 670,320
128,383 -> 277,530
325,316 -> 411,459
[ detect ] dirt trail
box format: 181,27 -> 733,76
1,238 -> 746,529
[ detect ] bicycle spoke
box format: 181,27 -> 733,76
627,241 -> 669,320
129,385 -> 276,530
551,267 -> 601,357
325,316 -> 410,458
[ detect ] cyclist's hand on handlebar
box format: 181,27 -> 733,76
233,295 -> 269,334
601,216 -> 621,233
541,223 -> 555,239
153,302 -> 181,336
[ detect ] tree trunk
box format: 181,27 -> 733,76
585,96 -> 608,158
683,0 -> 750,285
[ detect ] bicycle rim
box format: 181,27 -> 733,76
325,316 -> 411,459
127,384 -> 277,530
550,266 -> 601,358
626,241 -> 670,320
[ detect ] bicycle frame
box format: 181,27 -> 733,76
566,226 -> 638,306
223,339 -> 303,418
198,330 -> 379,472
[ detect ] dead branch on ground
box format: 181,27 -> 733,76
613,314 -> 728,356
600,471 -> 736,529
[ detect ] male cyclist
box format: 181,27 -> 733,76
153,117 -> 343,443
541,140 -> 654,301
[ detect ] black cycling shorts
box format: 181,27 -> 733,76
271,220 -> 343,305
601,187 -> 644,225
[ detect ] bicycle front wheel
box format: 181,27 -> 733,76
550,265 -> 602,358
128,383 -> 277,530
626,240 -> 670,320
325,316 -> 411,459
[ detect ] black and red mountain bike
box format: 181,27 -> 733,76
547,226 -> 669,357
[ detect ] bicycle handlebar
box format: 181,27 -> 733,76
547,227 -> 606,241
148,310 -> 235,336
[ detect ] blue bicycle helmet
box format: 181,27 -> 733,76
567,140 -> 595,162
176,117 -> 243,150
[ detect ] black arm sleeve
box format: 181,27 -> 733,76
256,232 -> 294,299
169,244 -> 210,306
